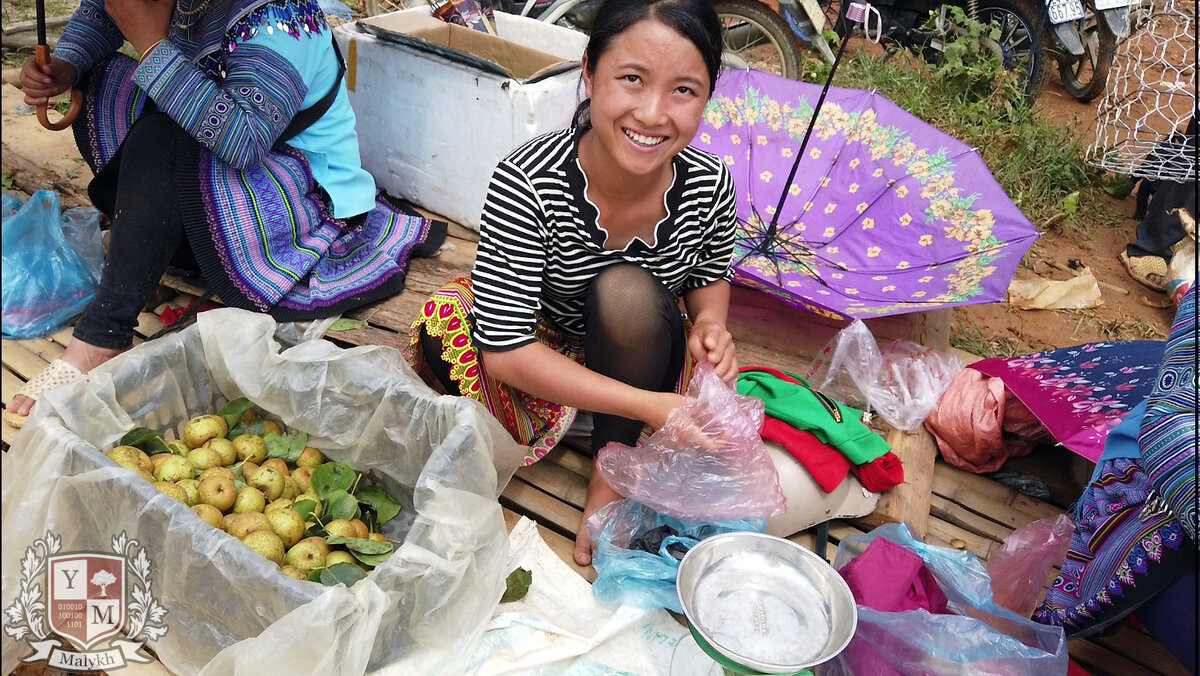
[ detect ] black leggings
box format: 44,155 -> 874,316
421,264 -> 686,454
73,113 -> 199,350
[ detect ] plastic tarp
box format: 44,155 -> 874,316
1,308 -> 526,674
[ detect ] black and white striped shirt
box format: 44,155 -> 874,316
470,128 -> 738,350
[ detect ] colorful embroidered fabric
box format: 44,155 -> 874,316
85,53 -> 433,314
970,340 -> 1165,462
1139,286 -> 1198,540
404,277 -> 696,465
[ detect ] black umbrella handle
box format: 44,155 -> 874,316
35,45 -> 83,131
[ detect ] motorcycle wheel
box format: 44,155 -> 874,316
976,0 -> 1049,100
1056,10 -> 1117,102
712,0 -> 804,79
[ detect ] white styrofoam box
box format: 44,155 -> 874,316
335,10 -> 589,231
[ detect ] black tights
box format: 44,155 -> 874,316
73,113 -> 197,350
421,264 -> 685,454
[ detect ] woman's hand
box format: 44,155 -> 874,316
20,56 -> 77,106
104,0 -> 174,57
689,319 -> 738,384
642,391 -> 686,432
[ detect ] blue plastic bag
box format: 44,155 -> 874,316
587,499 -> 765,612
822,523 -> 1068,675
2,191 -> 104,339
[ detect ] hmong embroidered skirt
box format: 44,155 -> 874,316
403,277 -> 695,465
77,54 -> 441,321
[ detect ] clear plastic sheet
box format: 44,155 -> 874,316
823,523 -> 1067,675
586,499 -> 765,613
1,190 -> 103,339
594,362 -> 785,523
807,321 -> 963,431
1,308 -> 526,675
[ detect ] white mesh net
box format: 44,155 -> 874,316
1088,0 -> 1197,182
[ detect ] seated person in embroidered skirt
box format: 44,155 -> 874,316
405,0 -> 738,566
10,0 -> 441,427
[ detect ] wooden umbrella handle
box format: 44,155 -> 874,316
35,44 -> 82,131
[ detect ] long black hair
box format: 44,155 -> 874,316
573,0 -> 723,128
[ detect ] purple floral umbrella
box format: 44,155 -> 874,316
970,340 -> 1166,462
692,69 -> 1040,320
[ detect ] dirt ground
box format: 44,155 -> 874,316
951,68 -> 1180,358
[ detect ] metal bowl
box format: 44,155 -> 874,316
676,532 -> 858,674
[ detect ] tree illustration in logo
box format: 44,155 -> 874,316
90,569 -> 116,598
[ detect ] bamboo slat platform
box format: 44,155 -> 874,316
1,272 -> 1190,676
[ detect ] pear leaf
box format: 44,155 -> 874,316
320,562 -> 367,587
292,499 -> 318,521
228,419 -> 266,441
119,427 -> 160,448
349,550 -> 392,567
326,535 -> 393,555
141,436 -> 172,456
324,490 -> 359,522
356,485 -> 402,525
328,317 -> 368,332
218,397 -> 256,434
231,463 -> 245,480
233,480 -> 247,492
307,568 -> 324,583
311,462 -> 356,499
265,430 -> 307,464
500,568 -> 532,603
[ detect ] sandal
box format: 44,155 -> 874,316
2,359 -> 88,430
1119,251 -> 1168,292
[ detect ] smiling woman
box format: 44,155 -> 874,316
404,0 -> 738,568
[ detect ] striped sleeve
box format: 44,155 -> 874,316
471,159 -> 548,350
51,0 -> 124,82
683,161 -> 738,290
130,23 -> 311,169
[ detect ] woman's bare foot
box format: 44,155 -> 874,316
574,462 -> 623,567
8,339 -> 125,416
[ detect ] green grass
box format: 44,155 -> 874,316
950,319 -> 1022,358
799,45 -> 1100,231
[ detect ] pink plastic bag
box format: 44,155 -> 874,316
987,514 -> 1074,618
594,362 -> 786,522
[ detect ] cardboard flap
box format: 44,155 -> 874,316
356,12 -> 579,83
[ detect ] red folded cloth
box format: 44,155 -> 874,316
761,414 -> 904,494
159,298 -> 218,326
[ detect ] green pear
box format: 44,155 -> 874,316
261,458 -> 290,477
249,467 -> 285,501
325,551 -> 359,568
176,478 -> 200,507
324,520 -> 357,539
266,508 -> 307,549
368,533 -> 388,544
285,537 -> 329,575
350,519 -> 369,540
165,440 -> 190,456
292,466 -> 314,492
187,446 -> 224,471
204,437 -> 238,466
233,486 -> 267,514
198,466 -> 237,483
280,477 -> 299,501
192,503 -> 225,530
108,446 -> 153,474
154,456 -> 195,483
261,421 -> 284,437
183,414 -> 227,449
280,565 -> 308,581
233,435 -> 267,464
241,530 -> 285,566
153,481 -> 189,503
225,512 -> 272,540
296,447 -> 325,469
265,498 -> 294,514
198,476 -> 237,512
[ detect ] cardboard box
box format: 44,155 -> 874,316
335,10 -> 588,231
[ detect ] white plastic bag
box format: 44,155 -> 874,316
1,308 -> 526,675
807,321 -> 963,431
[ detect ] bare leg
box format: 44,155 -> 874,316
9,339 -> 126,416
575,461 -> 623,566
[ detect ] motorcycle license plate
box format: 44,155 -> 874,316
1093,0 -> 1131,9
1046,0 -> 1085,23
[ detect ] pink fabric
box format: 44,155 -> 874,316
924,368 -> 1052,473
838,538 -> 950,614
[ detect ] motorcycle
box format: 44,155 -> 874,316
1053,0 -> 1129,102
491,0 -> 831,79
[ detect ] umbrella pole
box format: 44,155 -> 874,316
35,0 -> 82,131
761,4 -> 867,247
